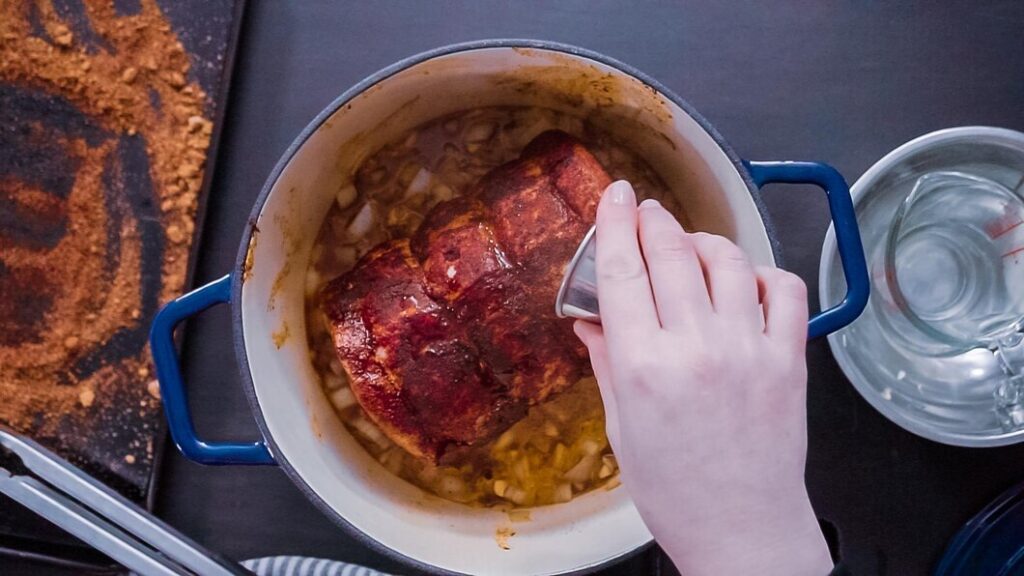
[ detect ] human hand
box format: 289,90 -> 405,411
574,181 -> 833,576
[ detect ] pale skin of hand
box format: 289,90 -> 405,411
574,180 -> 834,576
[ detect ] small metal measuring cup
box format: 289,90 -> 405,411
556,226 -> 600,322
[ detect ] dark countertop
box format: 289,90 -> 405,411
14,1 -> 1024,574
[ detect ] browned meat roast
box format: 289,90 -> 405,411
320,131 -> 611,462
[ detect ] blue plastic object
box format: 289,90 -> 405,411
744,161 -> 870,339
935,481 -> 1024,576
148,275 -> 275,465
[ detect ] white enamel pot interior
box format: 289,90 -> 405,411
237,41 -> 776,575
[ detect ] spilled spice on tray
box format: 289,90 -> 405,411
0,0 -> 216,492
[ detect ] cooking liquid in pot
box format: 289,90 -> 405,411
305,106 -> 683,507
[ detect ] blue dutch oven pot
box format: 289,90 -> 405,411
150,40 -> 869,576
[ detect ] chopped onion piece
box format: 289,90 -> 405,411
493,479 -> 508,497
350,414 -> 387,449
513,456 -> 530,482
432,184 -> 454,202
330,387 -> 356,411
304,268 -> 320,298
418,465 -> 439,483
439,475 -> 466,497
323,374 -> 344,392
387,205 -> 422,232
405,168 -> 433,196
329,358 -> 343,375
336,184 -> 357,209
564,455 -> 598,483
580,439 -> 602,456
504,486 -> 527,505
346,202 -> 375,239
465,122 -> 495,143
554,483 -> 573,503
397,163 -> 421,187
552,443 -> 568,469
494,430 -> 515,450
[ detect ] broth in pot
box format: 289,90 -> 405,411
305,106 -> 686,507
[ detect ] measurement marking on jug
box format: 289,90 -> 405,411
1002,246 -> 1024,261
990,218 -> 1024,239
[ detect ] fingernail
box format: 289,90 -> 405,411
638,198 -> 661,209
607,180 -> 634,205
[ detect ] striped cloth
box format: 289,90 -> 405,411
241,556 -> 394,576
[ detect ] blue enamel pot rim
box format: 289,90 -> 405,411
232,39 -> 776,575
145,38 -> 866,575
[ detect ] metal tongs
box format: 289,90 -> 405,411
0,426 -> 249,576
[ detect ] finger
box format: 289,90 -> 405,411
574,321 -> 621,450
574,321 -> 613,389
691,233 -> 761,327
595,181 -> 660,348
756,266 -> 809,349
637,199 -> 711,330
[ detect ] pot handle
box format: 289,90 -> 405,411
149,275 -> 275,465
743,161 -> 869,339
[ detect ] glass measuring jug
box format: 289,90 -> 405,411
881,170 -> 1024,428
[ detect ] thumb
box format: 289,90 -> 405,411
574,320 -> 621,451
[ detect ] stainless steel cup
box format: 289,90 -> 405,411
556,226 -> 600,322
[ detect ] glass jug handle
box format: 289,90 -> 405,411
994,332 -> 1024,430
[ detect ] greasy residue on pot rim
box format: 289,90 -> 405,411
504,47 -> 675,126
271,321 -> 290,349
268,187 -> 302,312
242,223 -> 258,282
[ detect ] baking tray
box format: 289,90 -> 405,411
0,0 -> 246,570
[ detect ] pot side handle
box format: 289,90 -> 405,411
149,274 -> 275,465
742,161 -> 869,339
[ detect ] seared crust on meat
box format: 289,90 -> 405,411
320,131 -> 611,462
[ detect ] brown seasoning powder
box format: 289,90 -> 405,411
0,1 -> 211,465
